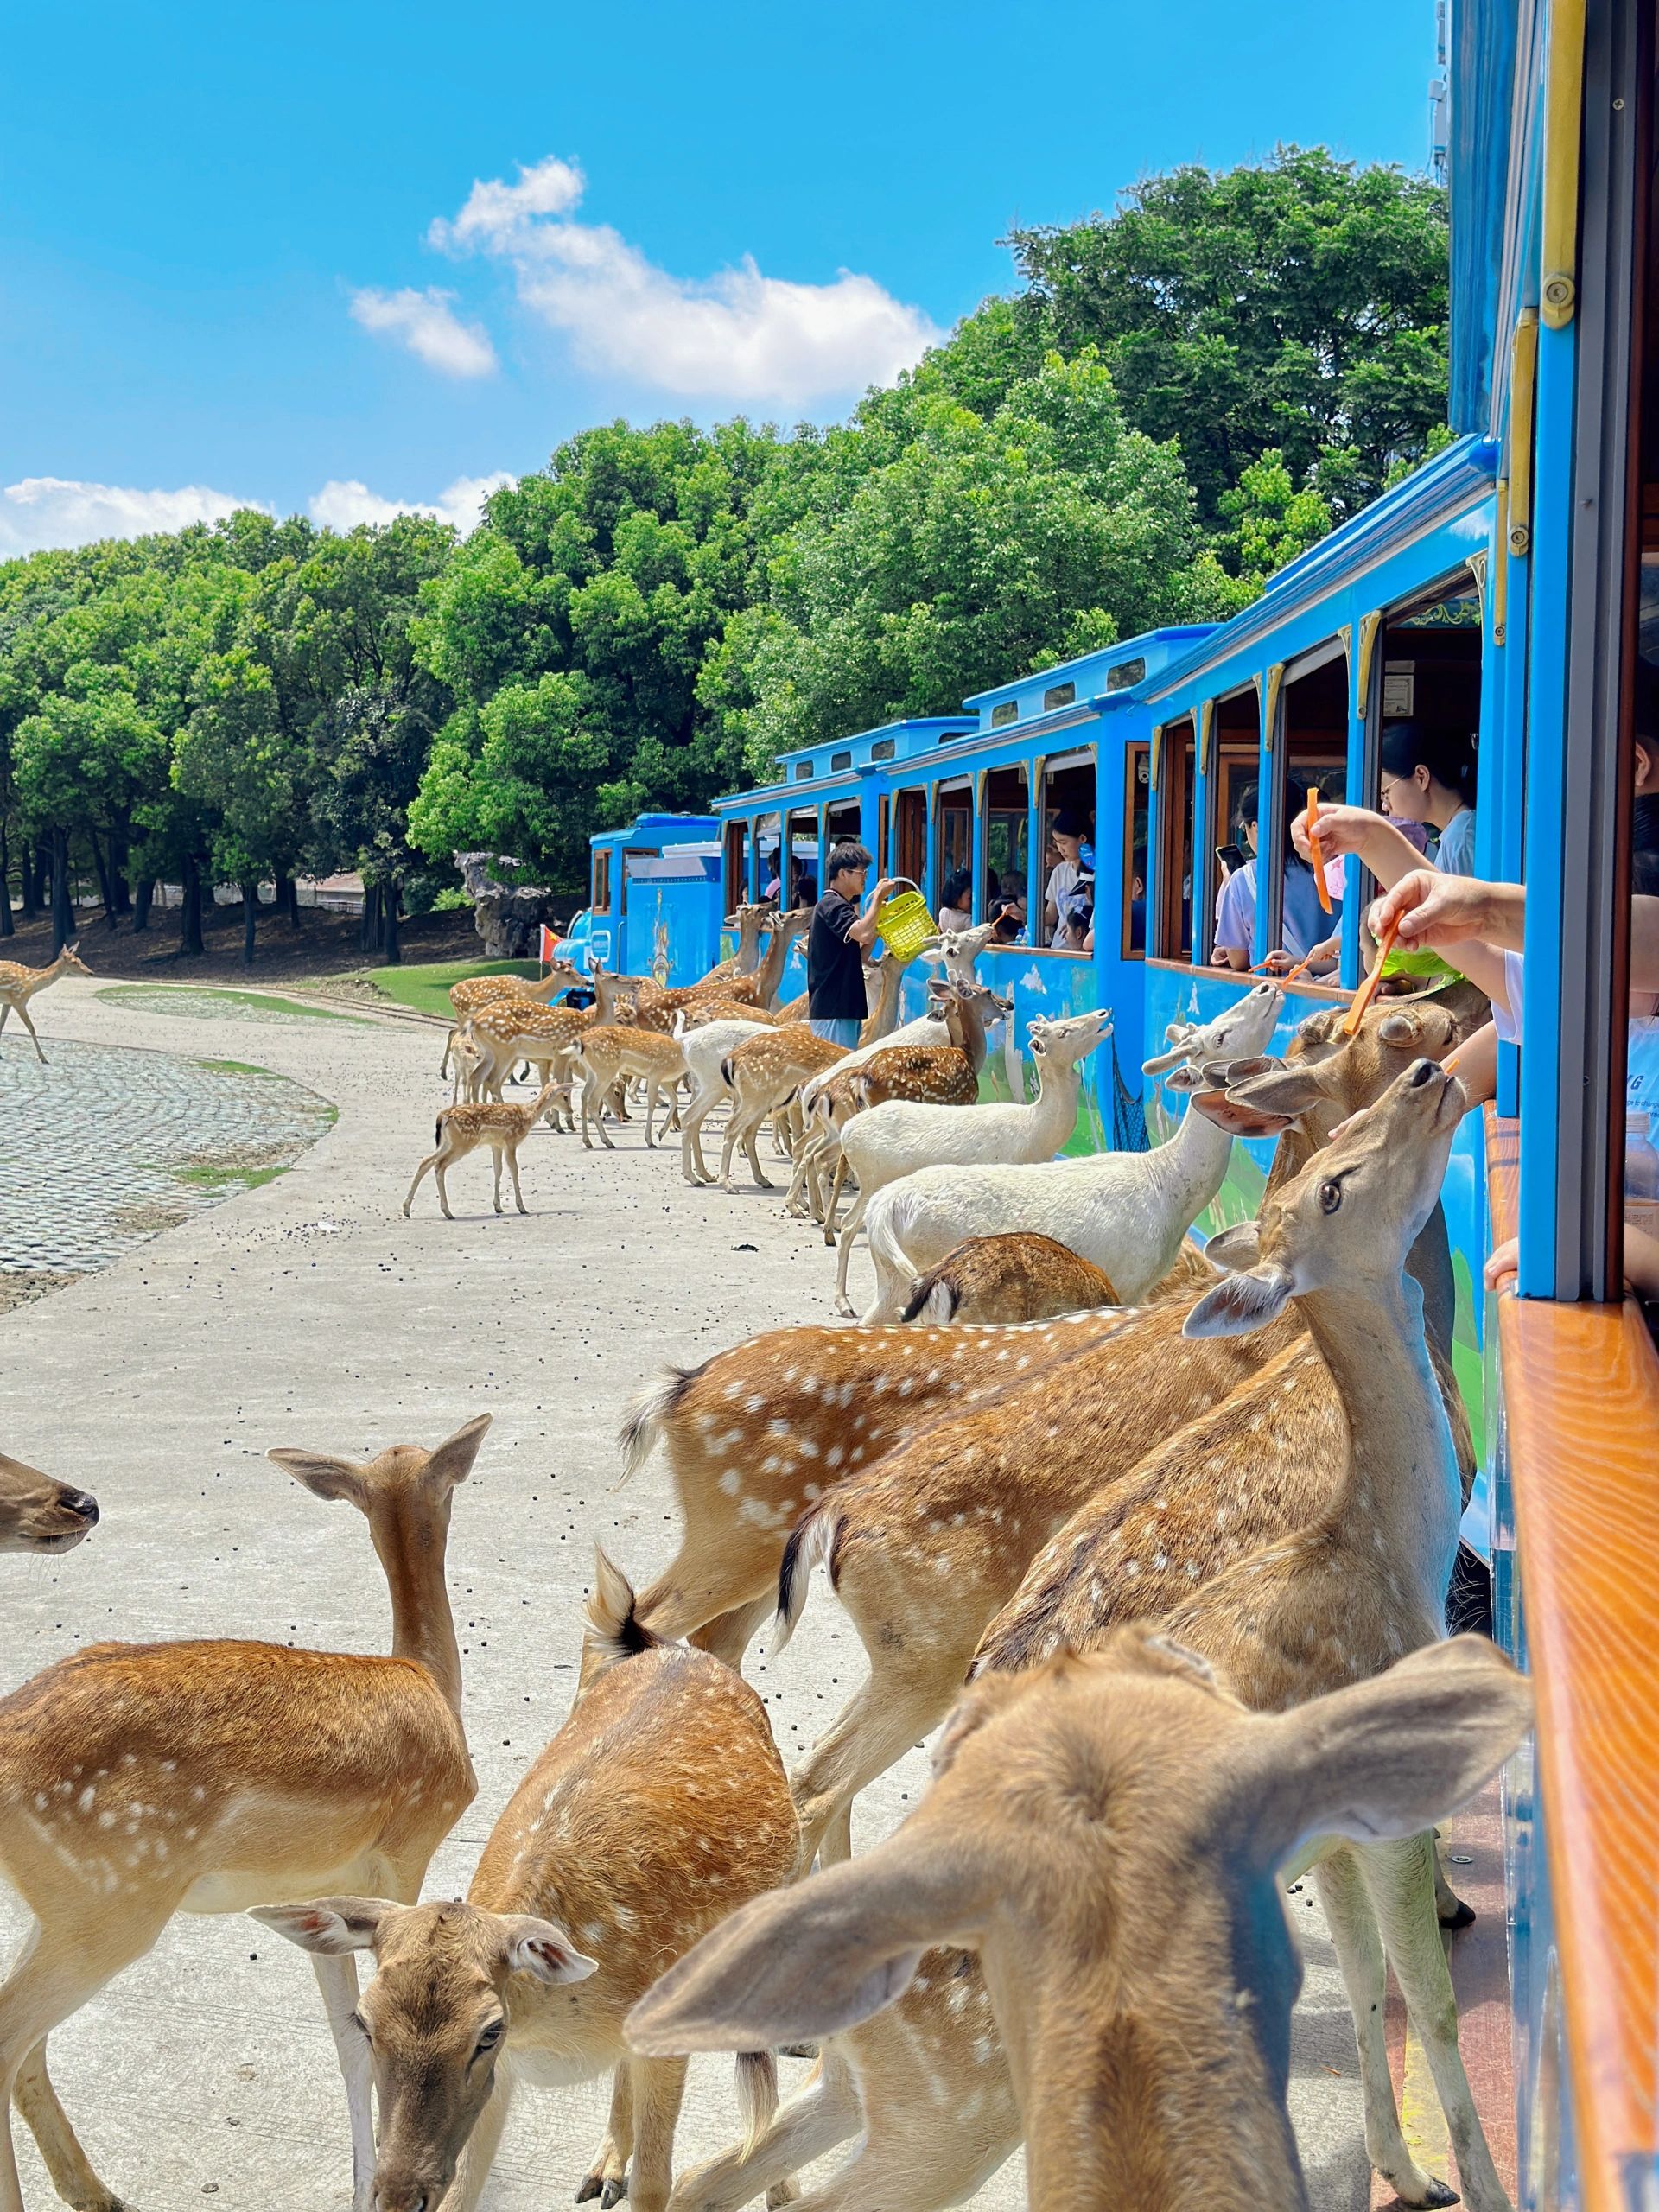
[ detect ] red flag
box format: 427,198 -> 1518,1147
539,924 -> 557,968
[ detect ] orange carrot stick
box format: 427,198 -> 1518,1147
1341,910 -> 1402,1036
1306,788 -> 1332,915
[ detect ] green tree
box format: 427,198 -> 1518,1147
1005,146 -> 1449,525
174,647 -> 302,963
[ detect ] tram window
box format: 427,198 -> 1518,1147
793,761 -> 814,781
1107,657 -> 1147,692
984,765 -> 1029,935
1043,681 -> 1077,712
877,792 -> 892,876
896,787 -> 927,889
871,737 -> 896,761
1375,594 -> 1483,872
1040,754 -> 1097,951
991,701 -> 1019,728
1274,652 -> 1350,967
592,849 -> 612,914
723,820 -> 753,912
1154,718 -> 1196,961
1124,744 -> 1150,960
1206,689 -> 1262,969
785,808 -> 819,907
826,799 -> 861,849
935,784 -> 972,911
755,811 -> 784,904
831,750 -> 852,771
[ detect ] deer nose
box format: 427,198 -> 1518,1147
61,1491 -> 98,1524
1409,1058 -> 1439,1089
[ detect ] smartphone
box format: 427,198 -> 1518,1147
1216,842 -> 1247,875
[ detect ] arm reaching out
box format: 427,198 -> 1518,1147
1291,802 -> 1430,890
1365,871 -> 1518,1004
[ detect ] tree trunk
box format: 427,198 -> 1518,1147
111,821 -> 133,917
19,845 -> 38,920
49,830 -> 73,954
241,882 -> 258,967
273,870 -> 301,927
0,822 -> 12,938
88,827 -> 118,930
132,878 -> 154,934
381,880 -> 402,966
180,856 -> 205,957
359,882 -> 382,955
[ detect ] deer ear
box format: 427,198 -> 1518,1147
1202,1222 -> 1262,1273
627,1844 -> 965,2056
1141,1044 -> 1190,1074
1160,1064 -> 1211,1092
498,1914 -> 599,1985
1183,1262 -> 1295,1338
1187,1091 -> 1298,1136
268,1447 -> 368,1508
424,1414 -> 492,1490
251,1897 -> 399,1955
1247,1638 -> 1533,1862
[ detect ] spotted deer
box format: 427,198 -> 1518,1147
677,1013 -> 782,1186
715,943 -> 931,1193
815,982 -> 1007,1236
0,1417 -> 488,2212
404,1082 -> 561,1217
690,904 -> 777,988
898,1230 -> 1131,1324
635,909 -> 811,1030
0,944 -> 90,1065
575,1026 -> 690,1149
254,1554 -> 799,2212
458,968 -> 639,1109
773,1005 -> 1473,1866
0,1452 -> 98,1554
629,1631 -> 1531,2212
968,1059 -> 1517,2210
441,954 -> 585,1080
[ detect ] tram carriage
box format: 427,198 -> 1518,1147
575,0 -> 1659,2194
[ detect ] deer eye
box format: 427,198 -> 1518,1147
1319,1179 -> 1344,1214
474,2017 -> 505,2061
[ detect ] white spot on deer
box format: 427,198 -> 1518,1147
76,1787 -> 95,1817
719,1471 -> 740,1496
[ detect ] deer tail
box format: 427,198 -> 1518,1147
734,2050 -> 779,2160
899,1265 -> 958,1325
771,1502 -> 836,1658
582,1545 -> 660,1677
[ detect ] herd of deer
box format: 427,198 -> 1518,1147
0,922 -> 1532,2209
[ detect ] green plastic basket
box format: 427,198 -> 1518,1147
874,880 -> 935,962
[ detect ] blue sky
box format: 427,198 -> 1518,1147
0,0 -> 1436,551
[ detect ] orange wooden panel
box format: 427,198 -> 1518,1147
1491,1102 -> 1659,2212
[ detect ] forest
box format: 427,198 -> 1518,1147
0,149 -> 1451,962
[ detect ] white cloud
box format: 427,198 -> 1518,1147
308,471 -> 515,535
426,156 -> 942,410
427,155 -> 586,254
349,286 -> 497,378
0,476 -> 264,556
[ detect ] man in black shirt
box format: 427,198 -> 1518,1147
808,843 -> 893,1045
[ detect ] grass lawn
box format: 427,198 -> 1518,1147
352,957 -> 544,1022
98,984 -> 374,1025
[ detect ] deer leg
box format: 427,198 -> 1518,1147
832,1195 -> 868,1315
506,1141 -> 528,1216
440,1028 -> 453,1079
1360,1832 -> 1510,2212
310,1951 -> 376,2212
821,1154 -> 849,1241
791,1665 -> 960,1869
434,1155 -> 456,1220
13,2041 -> 129,2212
402,1150 -> 441,1217
579,2063 -> 636,2205
681,1093 -> 718,1185
1433,1835 -> 1475,1929
1313,1847 -> 1449,2209
645,1079 -> 661,1148
689,1595 -> 779,1672
741,1107 -> 773,1191
627,2054 -> 689,2212
13,1002 -> 47,1066
490,1144 -> 505,1216
665,2048 -> 861,2212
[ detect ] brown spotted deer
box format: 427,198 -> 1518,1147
458,967 -> 639,1109
0,1416 -> 489,2212
716,942 -> 930,1192
0,1452 -> 98,1554
966,1058 -> 1515,2211
254,1554 -> 800,2212
441,955 -> 584,1077
814,982 -> 1007,1236
897,1230 -> 1130,1323
636,908 -> 811,1030
772,1004 -> 1472,1865
616,999 -> 1464,1688
690,903 -> 776,988
0,944 -> 90,1065
404,1082 -> 561,1217
575,1025 -> 690,1149
628,1630 -> 1530,2212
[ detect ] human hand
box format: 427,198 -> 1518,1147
1368,869 -> 1504,951
1290,802 -> 1378,864
1484,1236 -> 1519,1292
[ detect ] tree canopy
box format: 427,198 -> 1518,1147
0,149 -> 1449,937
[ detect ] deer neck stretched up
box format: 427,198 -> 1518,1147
751,908 -> 810,1008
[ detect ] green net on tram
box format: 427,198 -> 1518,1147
1110,1035 -> 1148,1154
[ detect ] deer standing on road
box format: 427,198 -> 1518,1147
404,1082 -> 561,1217
629,1631 -> 1530,2212
0,945 -> 90,1065
256,1555 -> 800,2212
0,1416 -> 488,2212
440,955 -> 582,1079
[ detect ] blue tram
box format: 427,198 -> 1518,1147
581,0 -> 1659,2194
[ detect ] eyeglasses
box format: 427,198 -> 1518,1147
1379,776 -> 1410,805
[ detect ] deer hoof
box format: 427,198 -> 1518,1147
600,2182 -> 628,2209
1439,1896 -> 1477,1929
778,2040 -> 819,2060
574,2179 -> 602,2204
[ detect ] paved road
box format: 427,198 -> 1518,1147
0,976 -> 1395,2210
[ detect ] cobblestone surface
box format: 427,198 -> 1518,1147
96,983 -> 372,1026
0,1036 -> 334,1274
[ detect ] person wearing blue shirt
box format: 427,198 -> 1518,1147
1211,779 -> 1342,971
1378,721 -> 1478,877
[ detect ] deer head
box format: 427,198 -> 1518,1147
1027,1006 -> 1113,1071
251,1895 -> 596,2212
0,1450 -> 98,1554
1184,1059 -> 1465,1338
626,1630 -> 1529,2209
1180,999 -> 1463,1141
1141,982 -> 1283,1080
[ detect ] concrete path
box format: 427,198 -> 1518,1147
0,976 -> 1392,2209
